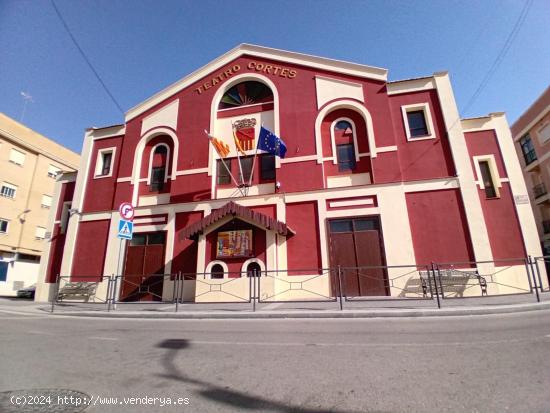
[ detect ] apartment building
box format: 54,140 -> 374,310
0,113 -> 79,295
511,87 -> 550,255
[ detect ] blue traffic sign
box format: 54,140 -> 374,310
117,219 -> 133,240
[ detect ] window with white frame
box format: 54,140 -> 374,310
538,123 -> 550,145
94,148 -> 115,177
0,219 -> 8,234
35,226 -> 46,240
9,148 -> 26,165
48,164 -> 61,179
473,155 -> 500,199
0,182 -> 17,199
401,103 -> 435,141
41,194 -> 52,209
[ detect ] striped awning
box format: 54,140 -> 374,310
179,201 -> 295,240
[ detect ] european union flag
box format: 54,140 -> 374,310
257,126 -> 287,158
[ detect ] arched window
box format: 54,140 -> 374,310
333,120 -> 356,171
218,81 -> 273,110
211,264 -> 224,279
246,262 -> 262,277
150,145 -> 168,192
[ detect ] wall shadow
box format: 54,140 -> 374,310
155,338 -> 378,413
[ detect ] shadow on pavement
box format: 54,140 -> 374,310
155,338 -> 376,413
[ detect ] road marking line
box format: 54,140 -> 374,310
88,336 -> 119,341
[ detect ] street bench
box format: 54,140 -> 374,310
57,282 -> 98,302
419,269 -> 487,297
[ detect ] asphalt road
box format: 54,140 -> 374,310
1,308 -> 550,412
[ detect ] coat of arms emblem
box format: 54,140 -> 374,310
233,118 -> 257,151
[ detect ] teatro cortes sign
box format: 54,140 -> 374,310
194,61 -> 297,95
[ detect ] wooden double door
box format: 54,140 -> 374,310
328,216 -> 389,297
120,232 -> 166,301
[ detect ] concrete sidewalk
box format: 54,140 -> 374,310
1,292 -> 550,319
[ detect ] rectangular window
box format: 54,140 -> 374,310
41,194 -> 52,209
0,262 -> 7,282
48,164 -> 60,179
520,135 -> 537,165
150,167 -> 165,192
94,149 -> 115,177
0,183 -> 17,199
216,159 -> 232,185
260,155 -> 276,180
0,219 -> 8,234
336,144 -> 356,172
35,226 -> 46,240
538,123 -> 550,145
240,157 -> 253,183
9,148 -> 26,165
100,152 -> 112,176
479,161 -> 497,198
406,110 -> 429,137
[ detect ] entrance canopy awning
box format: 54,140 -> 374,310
179,201 -> 295,240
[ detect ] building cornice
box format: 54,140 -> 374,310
125,44 -> 389,122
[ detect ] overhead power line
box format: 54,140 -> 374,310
462,0 -> 533,116
50,0 -> 124,114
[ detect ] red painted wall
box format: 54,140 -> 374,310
286,201 -> 322,273
172,211 -> 203,277
71,220 -> 110,280
320,108 -> 372,180
116,55 -> 399,202
45,181 -> 75,283
464,130 -> 525,260
388,90 -> 455,182
82,137 -> 123,213
406,189 -> 474,265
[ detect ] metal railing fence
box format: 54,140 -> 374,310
49,256 -> 548,313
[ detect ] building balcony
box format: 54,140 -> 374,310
543,220 -> 550,235
533,183 -> 547,199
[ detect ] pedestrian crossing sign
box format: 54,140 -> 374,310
117,219 -> 133,240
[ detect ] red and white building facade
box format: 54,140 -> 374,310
35,44 -> 544,302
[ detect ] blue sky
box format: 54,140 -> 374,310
1,0 -> 548,153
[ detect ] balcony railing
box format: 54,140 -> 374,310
524,149 -> 538,165
533,183 -> 548,199
543,220 -> 550,234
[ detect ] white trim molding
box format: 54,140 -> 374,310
208,72 -> 280,178
472,154 -> 503,197
131,127 -> 179,205
205,260 -> 229,279
330,117 -> 360,164
401,102 -> 436,142
125,43 -> 388,122
146,143 -> 171,185
240,258 -> 266,275
93,147 -> 117,179
387,77 -> 436,96
315,99 -> 377,161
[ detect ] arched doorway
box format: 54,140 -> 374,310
246,261 -> 262,277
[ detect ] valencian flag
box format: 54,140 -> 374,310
257,126 -> 287,158
206,132 -> 230,158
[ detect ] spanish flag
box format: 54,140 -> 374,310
206,131 -> 230,158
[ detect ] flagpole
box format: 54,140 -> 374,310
204,130 -> 244,196
247,125 -> 262,189
231,122 -> 246,195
